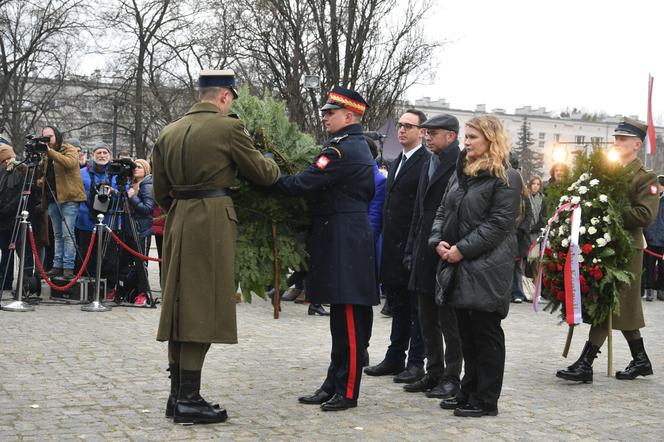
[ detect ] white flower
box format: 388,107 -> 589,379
585,202 -> 593,207
588,226 -> 597,235
599,194 -> 608,203
579,226 -> 586,234
558,225 -> 567,236
571,196 -> 581,205
578,186 -> 588,194
589,179 -> 600,186
592,258 -> 598,263
561,238 -> 569,248
579,173 -> 590,181
578,255 -> 584,262
591,217 -> 600,225
603,216 -> 611,224
604,232 -> 611,241
596,238 -> 607,247
560,195 -> 569,203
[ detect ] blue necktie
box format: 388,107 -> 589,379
428,155 -> 439,179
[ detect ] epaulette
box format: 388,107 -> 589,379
228,113 -> 240,119
330,134 -> 348,144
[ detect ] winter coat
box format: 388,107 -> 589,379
152,205 -> 166,237
76,164 -> 119,232
153,102 -> 280,344
127,175 -> 154,238
644,194 -> 664,247
404,141 -> 459,295
0,167 -> 41,232
515,195 -> 534,258
428,151 -> 521,318
369,164 -> 387,238
275,123 -> 378,306
39,143 -> 86,204
380,146 -> 429,287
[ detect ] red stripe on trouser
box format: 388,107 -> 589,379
345,304 -> 357,399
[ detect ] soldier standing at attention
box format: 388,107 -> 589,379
557,117 -> 658,383
152,70 -> 280,425
276,86 -> 379,411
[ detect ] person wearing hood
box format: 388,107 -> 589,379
39,126 -> 86,280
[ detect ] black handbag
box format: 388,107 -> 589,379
435,262 -> 457,306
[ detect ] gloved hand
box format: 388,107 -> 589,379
403,254 -> 412,271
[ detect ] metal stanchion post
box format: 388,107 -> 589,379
82,214 -> 111,312
3,211 -> 35,312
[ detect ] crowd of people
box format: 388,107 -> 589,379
0,130 -> 159,307
2,69 -> 661,426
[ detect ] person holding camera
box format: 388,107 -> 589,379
75,142 -> 119,290
39,126 -> 86,280
119,158 -> 154,306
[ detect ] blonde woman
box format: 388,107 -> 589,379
428,115 -> 521,417
121,158 -> 155,306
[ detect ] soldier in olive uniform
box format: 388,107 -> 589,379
275,86 -> 379,411
557,117 -> 658,383
153,70 -> 280,424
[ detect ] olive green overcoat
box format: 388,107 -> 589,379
153,102 -> 279,343
608,158 -> 658,330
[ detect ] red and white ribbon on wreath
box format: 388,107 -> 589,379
563,204 -> 583,325
533,201 -> 572,312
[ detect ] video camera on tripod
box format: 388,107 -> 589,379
107,158 -> 136,187
23,135 -> 50,163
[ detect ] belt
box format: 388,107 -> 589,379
173,188 -> 228,200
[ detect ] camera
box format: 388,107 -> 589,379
24,135 -> 50,154
107,158 -> 136,177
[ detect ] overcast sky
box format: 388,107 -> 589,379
408,0 -> 664,124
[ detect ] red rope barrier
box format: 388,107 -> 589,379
28,228 -> 97,291
106,228 -> 162,262
644,248 -> 664,259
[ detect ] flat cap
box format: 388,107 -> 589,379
613,117 -> 648,140
66,137 -> 82,149
420,114 -> 459,133
320,85 -> 369,116
198,69 -> 238,99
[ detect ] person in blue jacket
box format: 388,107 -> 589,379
643,175 -> 664,301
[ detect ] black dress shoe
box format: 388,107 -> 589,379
440,396 -> 463,410
380,302 -> 393,317
298,388 -> 333,405
403,373 -> 439,392
364,359 -> 404,376
321,393 -> 357,411
453,403 -> 498,417
308,304 -> 330,316
393,366 -> 425,384
362,349 -> 370,367
426,379 -> 460,399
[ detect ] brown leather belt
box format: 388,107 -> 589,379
173,188 -> 228,199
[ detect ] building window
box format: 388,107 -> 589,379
591,136 -> 603,146
575,135 -> 585,145
538,141 -> 545,148
554,133 -> 560,142
539,132 -> 545,140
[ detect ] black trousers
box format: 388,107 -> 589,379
417,291 -> 463,380
321,304 -> 373,400
76,229 -> 118,289
643,245 -> 664,289
383,284 -> 425,368
117,234 -> 151,294
456,308 -> 505,411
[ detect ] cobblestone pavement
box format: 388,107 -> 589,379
1,262 -> 664,441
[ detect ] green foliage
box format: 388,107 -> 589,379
539,148 -> 634,326
230,87 -> 320,302
514,117 -> 543,181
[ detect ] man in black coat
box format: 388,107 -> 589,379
364,110 -> 429,384
403,114 -> 463,399
277,86 -> 378,411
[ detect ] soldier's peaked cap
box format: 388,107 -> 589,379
198,69 -> 238,99
421,114 -> 460,133
320,85 -> 368,116
613,117 -> 648,141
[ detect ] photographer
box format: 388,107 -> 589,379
118,158 -> 154,306
75,142 -> 119,289
39,126 -> 86,280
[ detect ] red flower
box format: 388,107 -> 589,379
548,263 -> 556,272
581,243 -> 593,254
543,275 -> 550,288
558,252 -> 567,260
581,283 -> 590,294
556,264 -> 563,272
544,248 -> 553,257
555,289 -> 565,301
591,266 -> 603,281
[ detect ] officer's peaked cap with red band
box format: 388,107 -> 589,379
320,85 -> 369,116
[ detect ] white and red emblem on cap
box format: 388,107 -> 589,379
315,155 -> 331,170
650,184 -> 658,195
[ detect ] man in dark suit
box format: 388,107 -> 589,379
403,114 -> 463,399
364,110 -> 430,383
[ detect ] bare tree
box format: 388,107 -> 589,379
228,0 -> 441,141
0,0 -> 88,151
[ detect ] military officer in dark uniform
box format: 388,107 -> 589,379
275,86 -> 378,411
557,117 -> 658,383
153,70 -> 280,424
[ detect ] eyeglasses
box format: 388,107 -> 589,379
425,129 -> 445,137
397,122 -> 420,130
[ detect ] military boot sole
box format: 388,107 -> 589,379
615,367 -> 653,380
555,370 -> 593,383
173,409 -> 228,425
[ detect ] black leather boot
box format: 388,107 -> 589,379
173,369 -> 227,424
308,304 -> 330,316
556,341 -> 600,383
165,363 -> 179,418
615,338 -> 653,380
